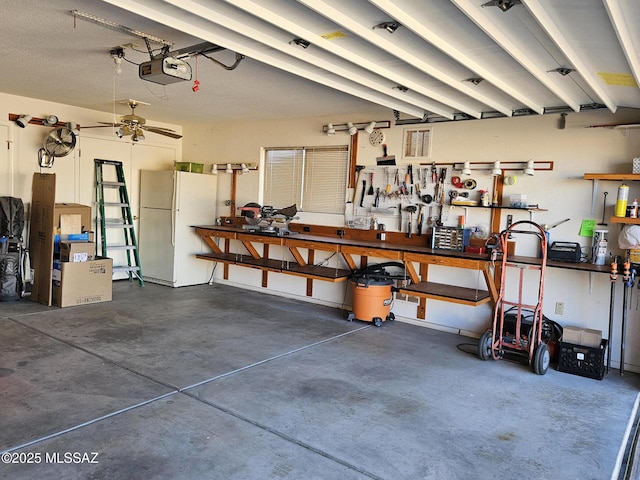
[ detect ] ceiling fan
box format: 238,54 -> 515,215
84,99 -> 182,141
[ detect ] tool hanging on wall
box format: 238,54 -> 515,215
360,179 -> 366,208
417,204 -> 425,235
598,192 -> 608,226
620,256 -> 634,375
351,166 -> 365,204
405,205 -> 417,238
368,172 -> 375,195
385,168 -> 391,194
607,255 -> 618,374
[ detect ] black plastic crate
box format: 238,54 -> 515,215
557,339 -> 607,380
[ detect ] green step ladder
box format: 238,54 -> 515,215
94,159 -> 143,286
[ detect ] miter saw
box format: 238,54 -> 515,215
238,203 -> 299,235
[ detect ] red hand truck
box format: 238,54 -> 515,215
478,220 -> 550,375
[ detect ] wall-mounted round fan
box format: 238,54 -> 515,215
44,127 -> 76,157
38,127 -> 77,168
83,99 -> 182,141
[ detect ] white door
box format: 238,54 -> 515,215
78,135 -> 178,279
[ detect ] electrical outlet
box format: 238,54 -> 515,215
555,302 -> 564,316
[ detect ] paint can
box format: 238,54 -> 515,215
615,184 -> 629,217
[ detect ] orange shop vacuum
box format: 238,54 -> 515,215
347,262 -> 405,327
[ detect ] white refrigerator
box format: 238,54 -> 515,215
139,170 -> 217,287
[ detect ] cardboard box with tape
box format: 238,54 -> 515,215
52,257 -> 112,307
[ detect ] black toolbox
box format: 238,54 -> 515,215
557,339 -> 607,380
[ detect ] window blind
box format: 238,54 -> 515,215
264,146 -> 349,214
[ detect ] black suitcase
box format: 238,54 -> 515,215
0,237 -> 21,301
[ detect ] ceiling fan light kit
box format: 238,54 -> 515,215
83,100 -> 182,140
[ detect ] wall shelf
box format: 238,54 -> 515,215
609,216 -> 640,225
584,173 -> 640,181
583,173 -> 640,214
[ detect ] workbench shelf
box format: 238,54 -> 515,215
399,281 -> 491,307
196,252 -> 351,281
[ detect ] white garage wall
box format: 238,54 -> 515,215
182,108 -> 640,372
0,92 -> 182,226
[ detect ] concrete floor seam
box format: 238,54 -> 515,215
4,317 -> 373,469
178,324 -> 372,392
179,390 -> 386,480
1,391 -> 179,454
9,317 -> 182,391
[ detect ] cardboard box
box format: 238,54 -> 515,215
60,241 -> 96,262
54,203 -> 91,235
52,257 -> 112,308
562,326 -> 602,348
28,177 -> 95,307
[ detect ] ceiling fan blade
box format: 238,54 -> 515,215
82,122 -> 124,128
141,126 -> 183,139
142,125 -> 177,132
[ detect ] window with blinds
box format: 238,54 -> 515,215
264,146 -> 349,214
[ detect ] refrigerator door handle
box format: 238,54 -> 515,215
171,172 -> 178,247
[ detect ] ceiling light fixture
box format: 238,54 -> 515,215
322,120 -> 391,134
373,21 -> 401,34
364,121 -> 377,134
549,67 -> 575,76
491,161 -> 502,176
110,48 -> 125,75
15,114 -> 32,128
347,122 -> 358,135
523,159 -> 535,176
290,38 -> 311,49
42,115 -> 59,127
481,0 -> 521,12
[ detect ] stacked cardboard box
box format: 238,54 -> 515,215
51,205 -> 112,308
30,173 -> 113,307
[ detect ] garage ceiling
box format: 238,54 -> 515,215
2,0 -> 639,126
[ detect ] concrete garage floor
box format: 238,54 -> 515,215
1,281 -> 639,480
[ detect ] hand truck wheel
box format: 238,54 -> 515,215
478,331 -> 493,361
533,343 -> 550,375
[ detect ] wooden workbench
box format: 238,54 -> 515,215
194,224 -> 505,319
194,225 -> 610,319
